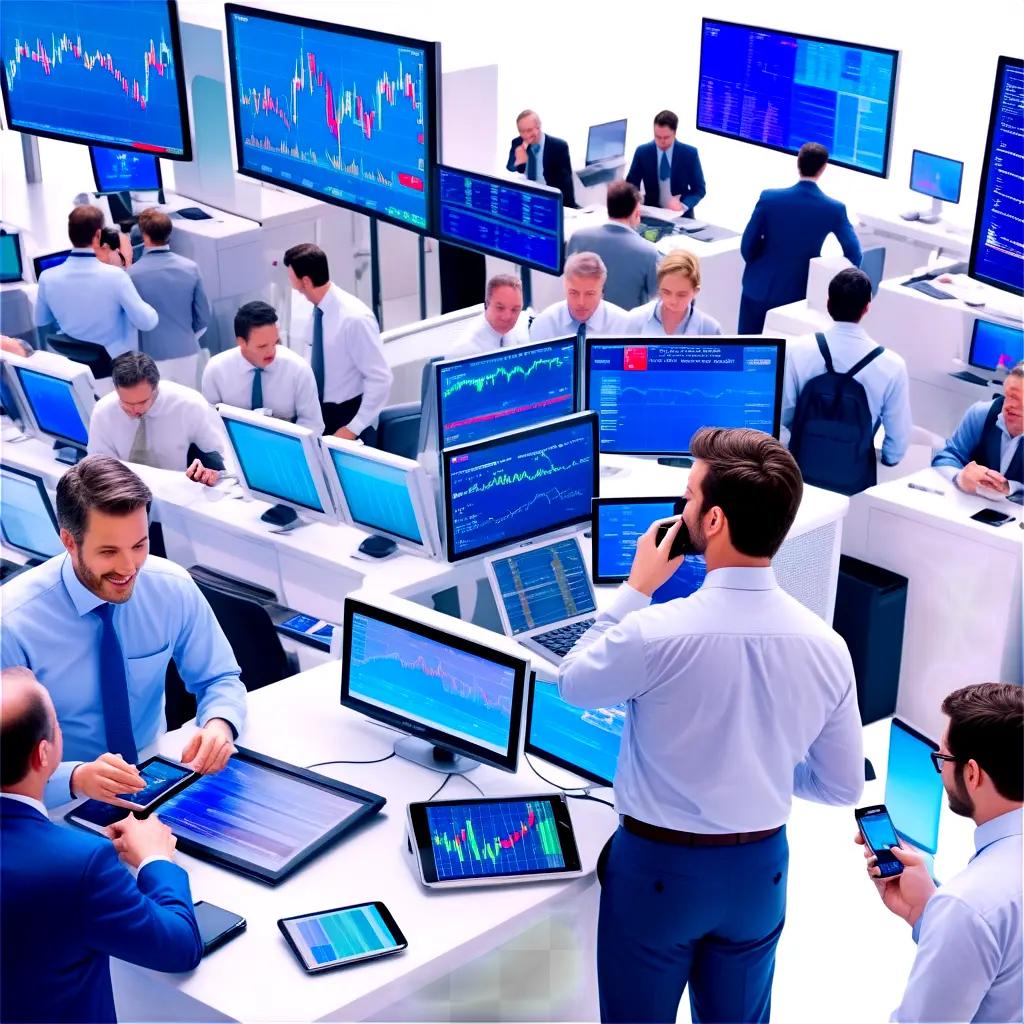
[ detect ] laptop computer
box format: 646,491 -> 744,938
578,119 -> 627,186
484,535 -> 597,663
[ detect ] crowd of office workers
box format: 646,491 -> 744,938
0,107 -> 1021,1024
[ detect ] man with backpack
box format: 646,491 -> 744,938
782,268 -> 912,495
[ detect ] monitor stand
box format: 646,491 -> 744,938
260,504 -> 303,532
393,737 -> 478,775
54,442 -> 86,465
599,463 -> 628,479
657,455 -> 693,469
901,196 -> 943,225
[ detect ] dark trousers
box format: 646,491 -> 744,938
322,394 -> 376,446
596,825 -> 789,1024
737,293 -> 776,335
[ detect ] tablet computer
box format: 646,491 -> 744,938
406,794 -> 583,888
278,901 -> 407,973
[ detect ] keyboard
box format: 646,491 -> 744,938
906,280 -> 955,300
949,370 -> 992,387
531,618 -> 595,658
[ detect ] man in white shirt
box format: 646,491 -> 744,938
89,352 -> 225,486
201,301 -> 324,434
447,274 -> 530,358
857,682 -> 1022,1023
283,243 -> 392,443
529,251 -> 630,343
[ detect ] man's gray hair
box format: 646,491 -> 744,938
1010,361 -> 1024,379
111,351 -> 160,391
564,251 -> 607,281
485,274 -> 523,305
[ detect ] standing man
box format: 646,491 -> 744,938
565,181 -> 660,310
447,274 -> 530,358
506,109 -> 577,209
626,110 -> 706,216
529,252 -> 630,342
127,208 -> 211,388
857,682 -> 1022,1023
739,142 -> 862,334
283,243 -> 392,443
1,455 -> 247,808
560,427 -> 864,1024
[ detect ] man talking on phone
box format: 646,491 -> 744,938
559,427 -> 864,1023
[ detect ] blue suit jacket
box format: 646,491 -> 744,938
0,799 -> 203,1024
740,180 -> 862,305
506,134 -> 577,208
626,140 -> 706,213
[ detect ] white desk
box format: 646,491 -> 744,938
856,208 -> 972,277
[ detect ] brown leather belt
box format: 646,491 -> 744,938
623,815 -> 783,847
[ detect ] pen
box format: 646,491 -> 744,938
907,482 -> 945,496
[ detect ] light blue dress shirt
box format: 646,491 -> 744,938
933,400 -> 1023,494
528,299 -> 630,342
558,568 -> 864,832
34,249 -> 159,358
1,554 -> 246,807
624,298 -> 723,337
894,809 -> 1023,1023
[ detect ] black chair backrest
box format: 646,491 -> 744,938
377,401 -> 422,461
46,332 -> 113,379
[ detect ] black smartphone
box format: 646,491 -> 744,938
655,514 -> 696,560
278,901 -> 407,974
194,901 -> 246,954
971,507 -> 1014,527
855,804 -> 904,878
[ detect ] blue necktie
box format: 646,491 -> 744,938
94,603 -> 138,763
311,306 -> 325,402
659,150 -> 671,181
251,367 -> 263,409
527,143 -> 539,181
576,321 -> 586,347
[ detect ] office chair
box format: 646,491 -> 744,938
861,246 -> 887,298
420,354 -> 444,403
377,401 -> 422,460
46,332 -> 113,379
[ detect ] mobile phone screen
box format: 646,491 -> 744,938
280,903 -> 404,971
859,810 -> 900,853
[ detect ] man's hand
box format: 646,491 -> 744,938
627,517 -> 685,597
957,461 -> 1009,495
108,813 -> 178,869
514,141 -> 528,167
0,335 -> 29,357
180,718 -> 235,774
854,832 -> 936,927
185,459 -> 220,487
333,426 -> 359,441
71,754 -> 144,808
666,197 -> 684,212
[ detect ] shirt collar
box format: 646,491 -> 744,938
69,247 -> 96,258
480,316 -> 502,343
315,284 -> 338,316
652,301 -> 695,332
974,808 -> 1023,857
145,245 -> 171,253
829,321 -> 869,341
996,413 -> 1020,444
0,793 -> 48,818
60,554 -> 107,617
701,566 -> 778,591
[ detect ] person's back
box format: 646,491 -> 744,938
128,251 -> 205,358
566,223 -> 659,310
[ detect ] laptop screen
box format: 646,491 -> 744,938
586,119 -> 627,165
491,537 -> 595,636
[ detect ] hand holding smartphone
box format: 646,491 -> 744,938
855,804 -> 904,878
655,514 -> 696,560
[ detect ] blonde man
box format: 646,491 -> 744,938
624,250 -> 722,336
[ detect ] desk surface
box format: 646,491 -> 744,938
563,205 -> 741,258
856,208 -> 972,257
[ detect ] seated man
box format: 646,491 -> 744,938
202,301 -> 324,433
529,252 -> 630,342
933,362 -> 1022,496
506,109 -> 576,208
626,109 -> 706,216
624,250 -> 722,337
1,666 -> 203,1024
447,274 -> 529,358
89,352 -> 226,486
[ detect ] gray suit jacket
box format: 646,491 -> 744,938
565,222 -> 660,311
126,248 -> 210,361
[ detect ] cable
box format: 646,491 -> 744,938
525,753 -> 590,794
461,774 -> 485,798
568,791 -> 615,811
306,752 -> 396,770
425,771 -> 486,801
426,773 -> 454,801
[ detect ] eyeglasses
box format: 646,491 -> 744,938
930,752 -> 962,774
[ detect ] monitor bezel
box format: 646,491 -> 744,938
224,3 -> 440,236
967,316 -> 1022,373
31,250 -> 71,282
887,717 -> 941,855
968,56 -> 1024,297
585,118 -> 628,165
441,410 -> 599,563
340,594 -> 530,774
89,146 -> 164,195
0,232 -> 24,284
7,355 -> 94,450
584,336 -> 786,457
435,335 -> 580,450
696,17 -> 900,179
909,149 -> 964,205
321,436 -> 440,558
0,461 -> 60,560
0,0 -> 192,160
435,163 -> 565,274
590,495 -> 683,585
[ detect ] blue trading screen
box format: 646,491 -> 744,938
0,468 -> 61,559
425,799 -> 567,880
347,610 -> 517,755
528,680 -> 624,786
859,810 -> 900,854
226,7 -> 432,231
697,20 -> 897,176
92,146 -> 161,192
438,167 -> 563,274
588,342 -> 781,455
284,905 -> 399,967
445,416 -> 596,559
491,539 -> 596,636
68,760 -> 195,830
910,151 -> 963,204
224,419 -> 324,512
884,721 -> 943,855
329,448 -> 423,544
0,1 -> 189,156
438,339 -> 578,448
970,318 -> 1024,372
0,235 -> 22,283
970,59 -> 1024,296
15,368 -> 88,446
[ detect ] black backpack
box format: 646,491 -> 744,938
789,333 -> 884,496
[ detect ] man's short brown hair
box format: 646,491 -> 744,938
607,180 -> 640,220
653,110 -> 679,132
55,455 -> 152,546
797,142 -> 829,177
283,243 -> 330,287
137,208 -> 173,245
690,427 -> 803,558
68,205 -> 104,248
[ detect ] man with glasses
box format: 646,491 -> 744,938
857,683 -> 1023,1022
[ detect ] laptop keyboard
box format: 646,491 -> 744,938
532,619 -> 595,658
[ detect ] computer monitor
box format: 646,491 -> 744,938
218,405 -> 338,529
697,19 -> 899,178
884,718 -> 943,855
968,318 -> 1024,373
435,337 -> 579,449
436,165 -> 564,274
32,250 -> 71,280
0,233 -> 23,283
585,338 -> 785,457
0,1 -> 191,159
340,592 -> 531,774
7,354 -> 93,457
0,360 -> 26,424
441,412 -> 598,562
586,119 -> 627,165
225,5 -> 439,234
0,463 -> 62,561
90,146 -> 163,194
909,150 -> 964,205
321,437 -> 440,558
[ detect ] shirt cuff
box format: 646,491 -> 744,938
137,856 -> 173,875
47,761 -> 84,807
604,583 -> 651,622
347,414 -> 368,436
911,914 -> 924,945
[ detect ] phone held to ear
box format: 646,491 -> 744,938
655,514 -> 696,559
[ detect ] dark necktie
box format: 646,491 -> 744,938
311,306 -> 325,402
93,603 -> 138,763
251,367 -> 264,409
659,150 -> 671,181
576,321 -> 586,347
527,143 -> 539,181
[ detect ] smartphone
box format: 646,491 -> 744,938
278,901 -> 407,974
971,507 -> 1014,527
655,514 -> 696,560
194,901 -> 246,954
855,804 -> 904,878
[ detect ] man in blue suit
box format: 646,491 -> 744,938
626,110 -> 706,217
0,666 -> 203,1024
506,109 -> 578,209
739,142 -> 862,334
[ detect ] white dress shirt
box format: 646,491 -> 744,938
316,284 -> 392,435
447,311 -> 531,358
624,299 -> 723,337
558,567 -> 864,832
201,345 -> 324,433
529,299 -> 630,342
88,380 -> 226,471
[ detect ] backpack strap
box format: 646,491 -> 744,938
815,333 -> 834,373
846,346 -> 885,378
